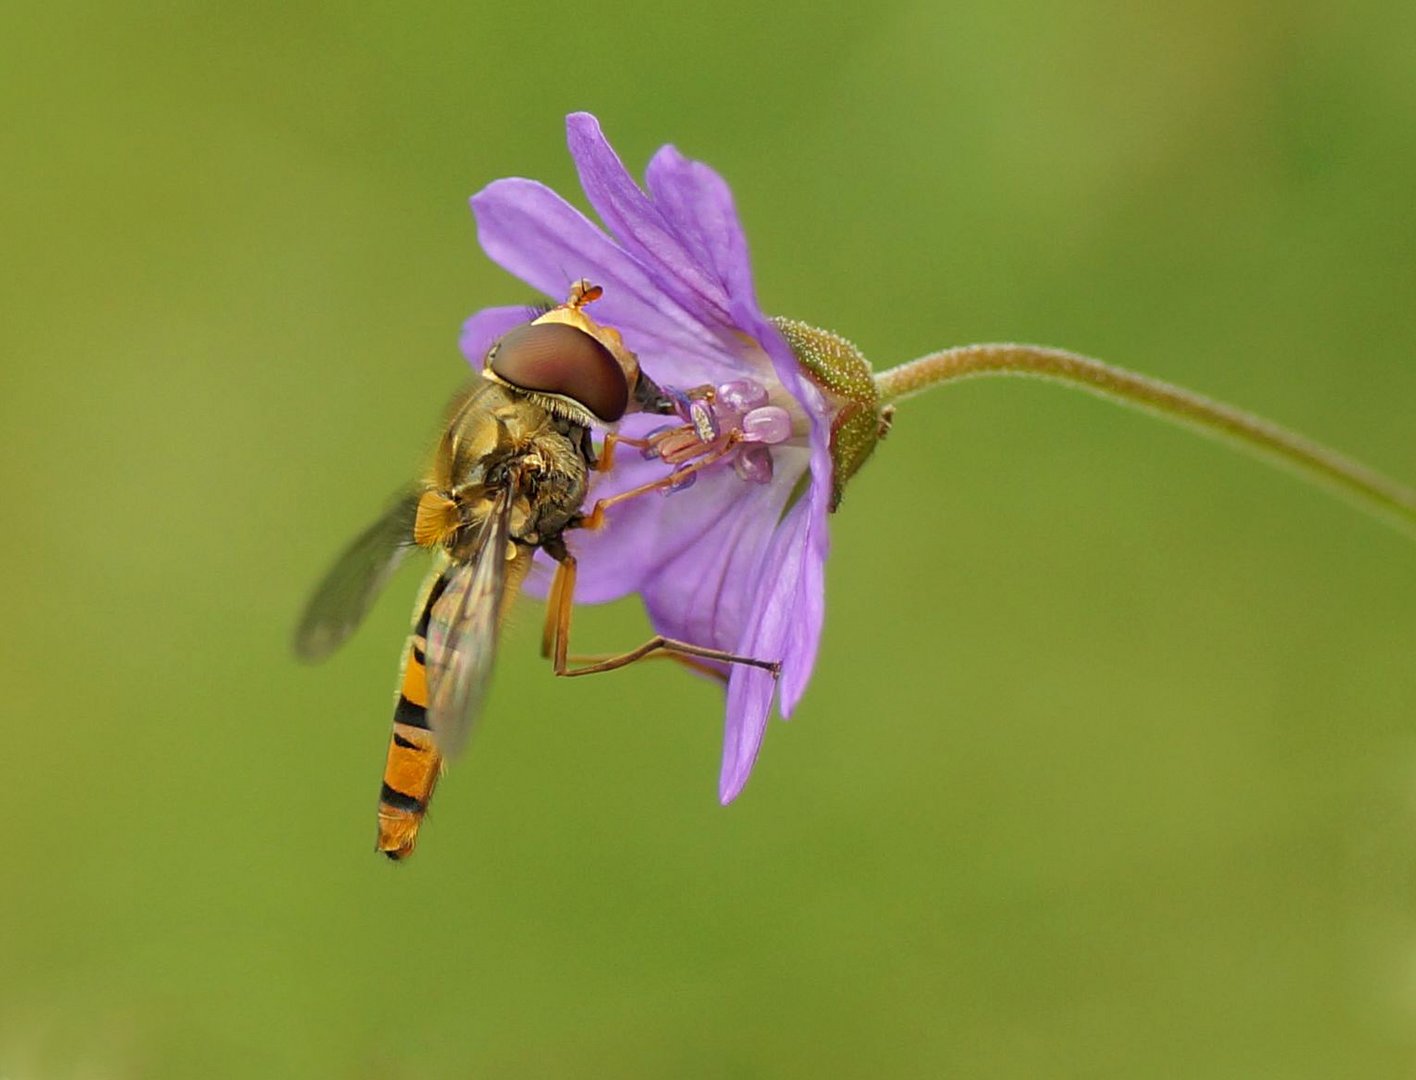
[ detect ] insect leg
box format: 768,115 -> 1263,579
542,546 -> 780,680
558,634 -> 780,679
575,437 -> 741,532
566,649 -> 731,684
594,432 -> 652,474
540,554 -> 573,660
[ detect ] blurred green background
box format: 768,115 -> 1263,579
4,2 -> 1415,1076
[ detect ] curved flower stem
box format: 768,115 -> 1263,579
874,344 -> 1416,536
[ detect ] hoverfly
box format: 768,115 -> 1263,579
295,282 -> 779,860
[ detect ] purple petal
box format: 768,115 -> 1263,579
718,493 -> 820,803
643,146 -> 749,299
716,309 -> 833,717
638,465 -> 796,654
724,312 -> 836,703
720,666 -> 777,804
639,139 -> 833,471
637,138 -> 817,409
470,179 -> 740,388
459,305 -> 535,367
566,113 -> 733,327
774,471 -> 830,716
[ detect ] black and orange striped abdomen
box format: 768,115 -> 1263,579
377,574 -> 447,860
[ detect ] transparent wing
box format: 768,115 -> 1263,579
293,491 -> 421,662
423,486 -> 514,759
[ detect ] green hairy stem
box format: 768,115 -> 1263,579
874,343 -> 1416,536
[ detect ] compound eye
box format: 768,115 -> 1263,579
488,322 -> 629,422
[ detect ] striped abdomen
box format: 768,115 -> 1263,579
377,572 -> 447,860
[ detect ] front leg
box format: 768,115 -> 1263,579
573,434 -> 742,532
593,431 -> 652,474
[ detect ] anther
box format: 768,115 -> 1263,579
740,406 -> 792,445
689,399 -> 719,442
733,445 -> 774,485
716,379 -> 769,414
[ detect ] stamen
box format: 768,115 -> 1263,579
716,379 -> 768,414
689,399 -> 720,442
662,467 -> 698,494
657,429 -> 711,465
639,423 -> 679,459
740,406 -> 792,445
624,382 -> 792,494
733,445 -> 774,485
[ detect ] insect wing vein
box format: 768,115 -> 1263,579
423,487 -> 513,758
294,490 -> 420,662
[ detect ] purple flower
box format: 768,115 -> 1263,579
458,113 -> 843,803
448,114 -> 1416,818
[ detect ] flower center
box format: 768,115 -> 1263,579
639,378 -> 791,491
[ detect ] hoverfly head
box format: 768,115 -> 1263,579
487,321 -> 629,424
